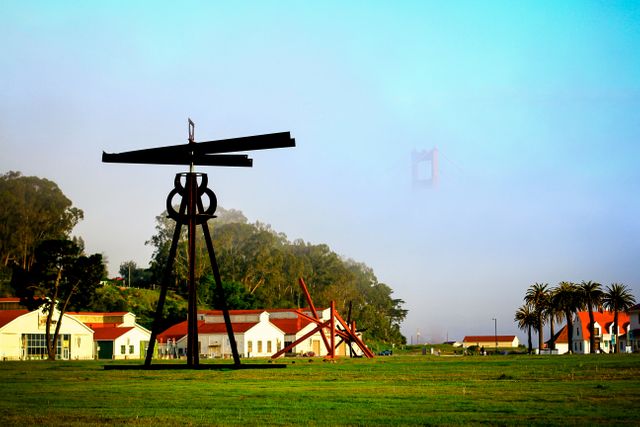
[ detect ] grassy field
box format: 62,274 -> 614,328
1,354 -> 639,426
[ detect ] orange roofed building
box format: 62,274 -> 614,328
551,311 -> 631,354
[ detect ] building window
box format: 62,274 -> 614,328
248,341 -> 253,354
267,341 -> 272,353
129,345 -> 134,354
121,345 -> 126,355
594,327 -> 600,336
258,341 -> 263,353
21,334 -> 70,359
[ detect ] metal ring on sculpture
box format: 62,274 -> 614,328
166,173 -> 217,224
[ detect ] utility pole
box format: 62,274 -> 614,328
492,318 -> 497,353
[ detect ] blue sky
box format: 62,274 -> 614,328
1,1 -> 639,344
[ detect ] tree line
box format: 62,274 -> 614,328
0,171 -> 408,357
515,281 -> 636,354
129,206 -> 407,345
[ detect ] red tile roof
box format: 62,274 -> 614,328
550,325 -> 569,344
0,298 -> 20,302
94,327 -> 134,340
270,317 -> 313,334
157,321 -> 192,343
0,310 -> 28,328
576,311 -> 630,339
463,335 -> 516,343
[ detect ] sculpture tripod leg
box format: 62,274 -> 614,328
145,197 -> 187,367
198,196 -> 241,366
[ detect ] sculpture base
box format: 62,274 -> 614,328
104,363 -> 287,371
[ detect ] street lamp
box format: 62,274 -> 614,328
492,318 -> 497,353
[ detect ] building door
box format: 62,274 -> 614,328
97,340 -> 114,359
61,335 -> 70,360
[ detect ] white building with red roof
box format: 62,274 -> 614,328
0,307 -> 94,360
549,310 -> 631,354
158,310 -> 286,359
573,311 -> 630,354
0,302 -> 151,360
157,307 -> 355,359
547,327 -> 571,354
66,312 -> 151,360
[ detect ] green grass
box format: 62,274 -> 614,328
1,354 -> 639,426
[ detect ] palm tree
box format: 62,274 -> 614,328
515,303 -> 536,354
579,281 -> 603,353
551,281 -> 581,354
602,283 -> 636,353
525,283 -> 549,352
545,292 -> 563,351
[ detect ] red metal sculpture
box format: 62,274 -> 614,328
271,278 -> 375,359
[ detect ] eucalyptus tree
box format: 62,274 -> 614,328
515,303 -> 536,354
602,283 -> 636,353
0,171 -> 83,270
524,283 -> 549,352
551,281 -> 582,354
579,281 -> 603,353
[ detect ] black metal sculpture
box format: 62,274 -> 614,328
103,119 -> 295,368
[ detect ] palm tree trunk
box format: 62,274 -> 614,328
527,326 -> 532,354
537,314 -> 544,352
588,304 -> 596,354
549,317 -> 555,351
566,309 -> 574,354
613,311 -> 619,354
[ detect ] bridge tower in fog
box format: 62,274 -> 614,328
411,148 -> 438,188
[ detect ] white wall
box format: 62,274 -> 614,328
112,326 -> 151,360
243,321 -> 284,357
